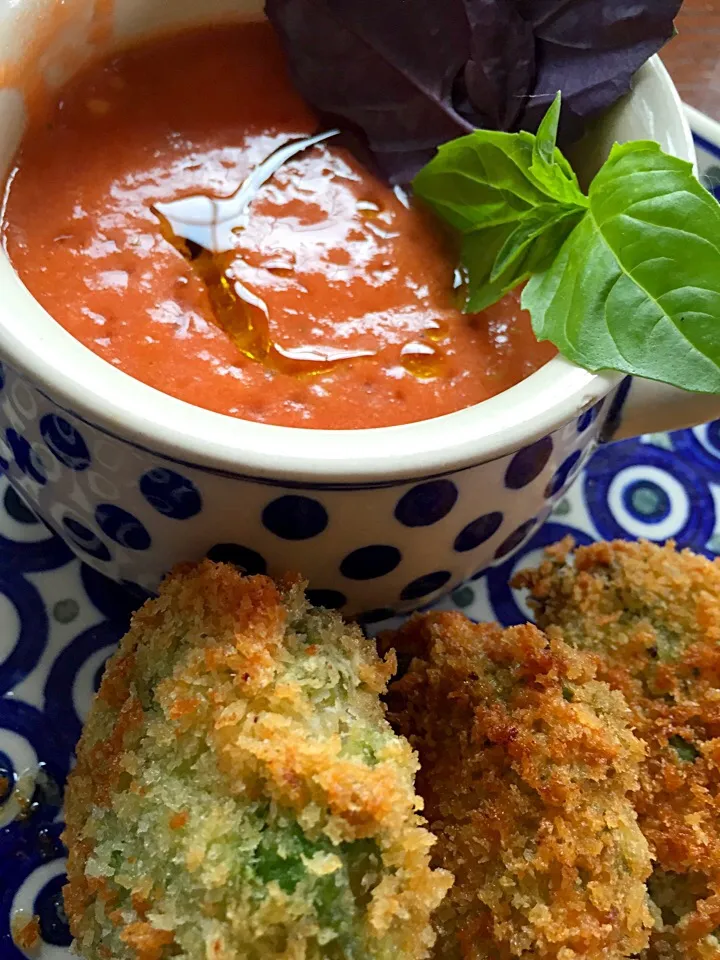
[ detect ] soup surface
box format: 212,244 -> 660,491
1,22 -> 554,430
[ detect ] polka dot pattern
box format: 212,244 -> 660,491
394,480 -> 458,527
545,450 -> 582,498
504,436 -> 553,490
305,588 -> 347,610
206,543 -> 267,575
40,414 -> 91,471
340,545 -> 402,580
139,468 -> 202,520
6,429 -> 46,485
95,504 -> 151,551
262,495 -> 328,540
400,570 -> 451,601
62,516 -> 111,562
577,400 -> 604,434
494,518 -> 537,561
454,512 -> 503,552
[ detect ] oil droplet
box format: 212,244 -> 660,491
356,199 -> 382,218
400,341 -> 446,379
151,131 -> 378,378
425,318 -> 449,342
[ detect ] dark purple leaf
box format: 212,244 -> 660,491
265,0 -> 684,183
518,0 -> 684,136
265,0 -> 477,183
462,0 -> 535,131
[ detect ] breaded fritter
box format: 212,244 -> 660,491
63,561 -> 451,960
515,539 -> 720,959
380,613 -> 653,959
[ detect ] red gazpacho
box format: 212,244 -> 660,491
1,22 -> 554,430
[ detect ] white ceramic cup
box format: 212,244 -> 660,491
0,0 -> 715,617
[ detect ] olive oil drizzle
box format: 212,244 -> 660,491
153,131 -> 447,380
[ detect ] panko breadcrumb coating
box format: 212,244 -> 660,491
380,613 -> 653,959
63,561 -> 451,960
514,539 -> 720,959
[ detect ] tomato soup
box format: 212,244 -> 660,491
1,23 -> 554,430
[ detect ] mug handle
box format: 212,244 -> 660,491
602,377 -> 720,442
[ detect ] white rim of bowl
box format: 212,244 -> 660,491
0,58 -> 691,485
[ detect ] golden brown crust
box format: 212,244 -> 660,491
380,612 -> 652,959
63,560 -> 450,960
514,539 -> 720,959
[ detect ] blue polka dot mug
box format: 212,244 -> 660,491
0,0 -> 716,616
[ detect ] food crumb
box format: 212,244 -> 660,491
11,912 -> 41,950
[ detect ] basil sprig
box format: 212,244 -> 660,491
413,94 -> 720,393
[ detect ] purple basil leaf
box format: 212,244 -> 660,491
265,0 -> 475,183
265,0 -> 683,182
517,0 -> 684,137
462,0 -> 535,131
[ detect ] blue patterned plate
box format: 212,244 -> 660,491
2,108 -> 720,958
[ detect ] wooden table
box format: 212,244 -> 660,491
663,0 -> 720,120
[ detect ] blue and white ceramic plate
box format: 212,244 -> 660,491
2,107 -> 720,958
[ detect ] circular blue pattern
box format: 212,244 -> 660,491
6,429 -> 46,485
400,570 -> 451,601
394,480 -> 458,527
494,518 -> 537,560
670,420 -> 720,481
262,495 -> 328,540
622,479 -> 671,524
206,543 -> 267,575
4,486 -> 37,525
504,436 -> 553,490
340,545 -> 401,580
584,440 -> 715,550
39,414 -> 91,471
708,420 -> 720,451
44,621 -> 128,751
545,450 -> 582,498
0,576 -> 49,697
35,873 -> 72,947
81,564 -> 148,622
454,511 -> 503,552
95,504 -> 151,551
62,517 -> 112,563
305,588 -> 347,610
139,468 -> 202,520
0,749 -> 13,802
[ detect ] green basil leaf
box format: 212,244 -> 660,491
414,94 -> 587,314
461,223 -> 525,313
524,140 -> 720,392
530,92 -> 586,206
490,204 -> 585,282
413,131 -> 549,232
412,117 -> 586,234
464,206 -> 585,312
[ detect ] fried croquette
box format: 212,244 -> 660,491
63,561 -> 451,960
380,613 -> 653,959
514,538 -> 720,959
